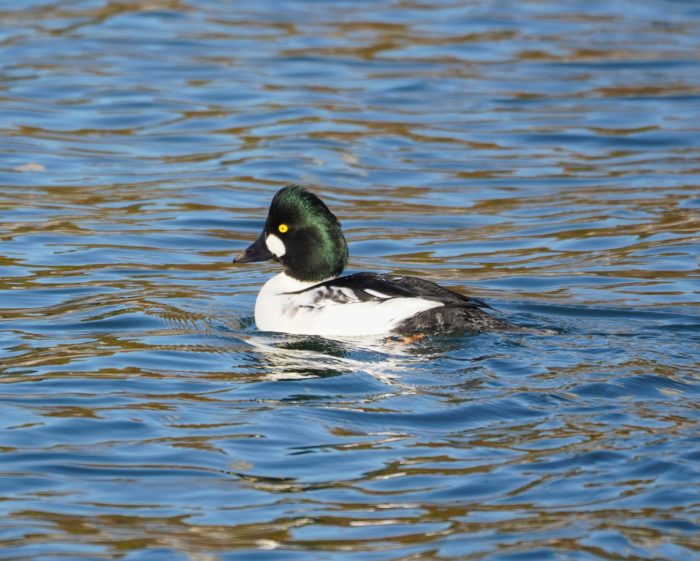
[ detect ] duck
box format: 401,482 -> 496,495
233,184 -> 514,337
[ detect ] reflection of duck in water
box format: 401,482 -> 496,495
242,332 -> 422,383
234,185 -> 515,338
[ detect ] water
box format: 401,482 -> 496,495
1,1 -> 699,559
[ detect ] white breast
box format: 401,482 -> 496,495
254,273 -> 442,337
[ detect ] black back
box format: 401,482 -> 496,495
304,272 -> 491,309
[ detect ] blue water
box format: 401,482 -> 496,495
1,1 -> 699,560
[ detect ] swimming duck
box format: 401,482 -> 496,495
234,185 -> 513,337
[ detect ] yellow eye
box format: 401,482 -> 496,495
278,223 -> 289,234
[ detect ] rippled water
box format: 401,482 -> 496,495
2,1 -> 700,560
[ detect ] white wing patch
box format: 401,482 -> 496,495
364,289 -> 391,299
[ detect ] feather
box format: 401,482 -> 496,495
264,272 -> 509,337
255,272 -> 442,336
293,272 -> 491,310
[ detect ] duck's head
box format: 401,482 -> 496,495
234,185 -> 349,283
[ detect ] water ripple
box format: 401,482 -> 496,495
2,0 -> 700,560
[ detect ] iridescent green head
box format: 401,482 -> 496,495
234,185 -> 349,282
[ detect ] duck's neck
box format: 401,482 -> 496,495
261,272 -> 333,295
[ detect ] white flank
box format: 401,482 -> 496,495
254,273 -> 443,337
265,233 -> 286,257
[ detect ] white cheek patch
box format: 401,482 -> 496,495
265,233 -> 286,258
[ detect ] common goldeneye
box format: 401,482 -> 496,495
233,185 -> 513,337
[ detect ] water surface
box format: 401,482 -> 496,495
1,1 -> 699,560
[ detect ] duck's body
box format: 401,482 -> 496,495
234,185 -> 513,338
254,272 -> 509,336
